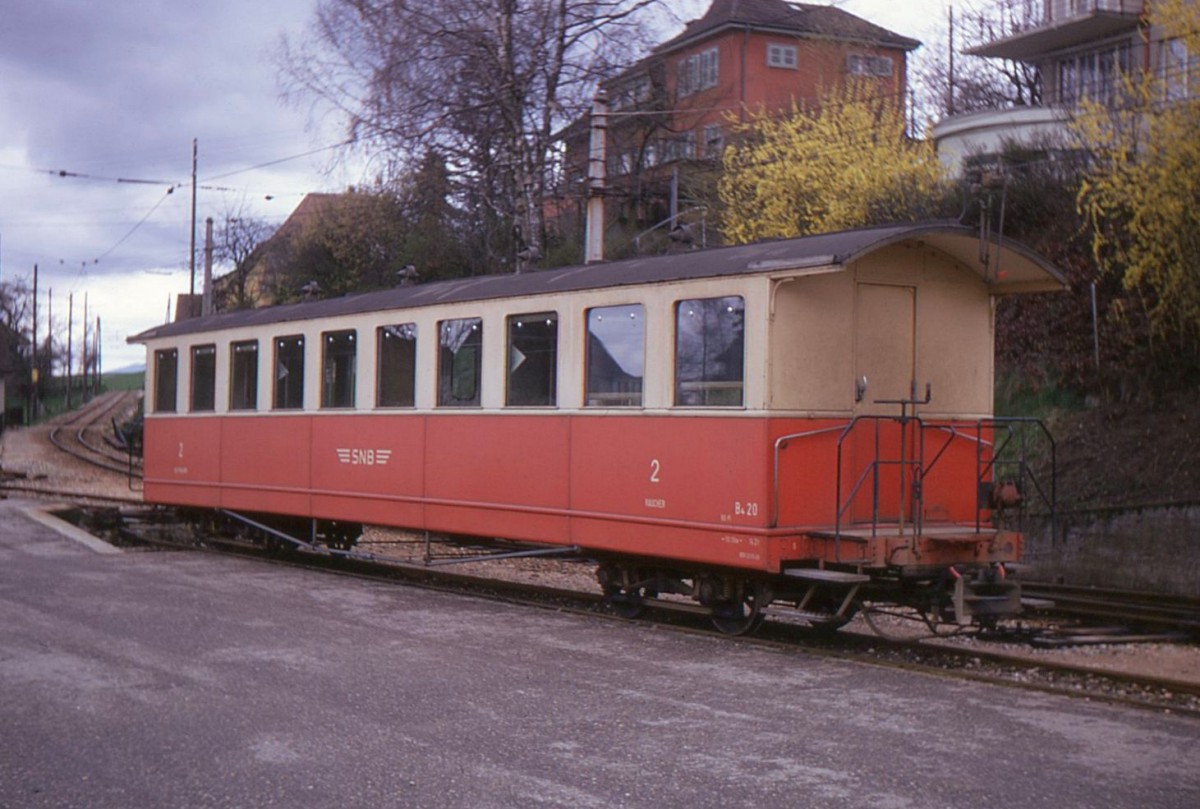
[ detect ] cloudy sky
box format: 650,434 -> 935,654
0,0 -> 947,371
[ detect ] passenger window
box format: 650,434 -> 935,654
321,330 -> 356,408
190,344 -> 216,412
274,335 -> 305,410
675,295 -> 745,406
230,341 -> 259,411
377,324 -> 417,408
507,312 -> 557,406
438,318 -> 482,407
585,304 -> 644,407
153,348 -> 178,413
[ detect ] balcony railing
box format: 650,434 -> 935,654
969,0 -> 1144,62
1044,0 -> 1144,25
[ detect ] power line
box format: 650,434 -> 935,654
92,186 -> 179,265
201,140 -> 354,182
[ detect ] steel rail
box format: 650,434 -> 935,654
45,391 -> 143,479
1022,581 -> 1200,632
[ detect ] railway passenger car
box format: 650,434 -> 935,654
130,223 -> 1063,633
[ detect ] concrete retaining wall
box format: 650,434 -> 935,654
1021,504 -> 1200,596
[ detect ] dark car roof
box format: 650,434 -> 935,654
129,222 -> 1063,344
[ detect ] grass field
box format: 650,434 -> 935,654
4,372 -> 144,426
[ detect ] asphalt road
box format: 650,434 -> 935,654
1,499 -> 1197,809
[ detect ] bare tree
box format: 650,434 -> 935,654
914,0 -> 1042,122
278,0 -> 662,271
0,279 -> 33,413
215,207 -> 276,310
0,279 -> 31,343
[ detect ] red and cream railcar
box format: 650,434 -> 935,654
130,223 -> 1063,633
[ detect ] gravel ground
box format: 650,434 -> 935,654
0,399 -> 143,502
356,526 -> 1200,687
5,415 -> 1198,691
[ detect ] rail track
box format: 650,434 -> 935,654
60,506 -> 1196,717
46,390 -> 143,477
1022,581 -> 1200,635
1,392 -> 143,504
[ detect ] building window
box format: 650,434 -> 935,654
377,324 -> 417,408
679,47 -> 719,96
643,140 -> 660,168
1160,38 -> 1193,102
1057,42 -> 1131,106
703,124 -> 724,159
660,132 -> 697,163
675,296 -> 745,407
767,43 -> 798,69
507,312 -> 558,407
607,149 -> 636,177
611,75 -> 653,111
586,304 -> 644,407
321,330 -> 356,409
153,348 -> 178,413
438,318 -> 482,407
847,54 -> 894,77
190,344 -> 216,412
230,341 -> 258,411
274,335 -> 305,410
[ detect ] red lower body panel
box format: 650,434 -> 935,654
143,412 -> 1009,573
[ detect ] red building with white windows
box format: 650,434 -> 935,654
551,0 -> 920,251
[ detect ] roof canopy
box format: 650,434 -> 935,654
129,222 -> 1066,344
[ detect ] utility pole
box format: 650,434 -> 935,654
95,317 -> 102,392
203,216 -> 214,316
31,264 -> 38,422
82,293 -> 88,401
67,293 -> 73,409
189,137 -> 198,297
47,288 -> 53,389
585,89 -> 608,265
947,4 -> 956,116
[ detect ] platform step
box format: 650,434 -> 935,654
783,568 -> 870,584
962,594 -> 1014,604
762,607 -> 853,624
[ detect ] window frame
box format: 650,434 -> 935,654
1159,37 -> 1191,102
767,42 -> 798,69
437,317 -> 483,408
376,323 -> 418,408
847,53 -> 894,77
273,334 -> 305,411
585,303 -> 645,408
321,329 -> 357,409
702,124 -> 724,160
674,295 -> 746,408
189,344 -> 216,412
229,340 -> 259,411
153,348 -> 178,414
506,311 -> 559,407
679,46 -> 719,96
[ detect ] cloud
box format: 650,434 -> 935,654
0,0 -> 343,370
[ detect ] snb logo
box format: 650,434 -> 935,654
336,448 -> 393,466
